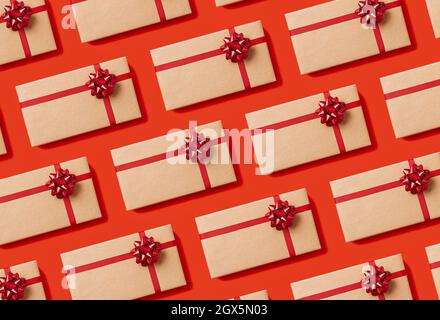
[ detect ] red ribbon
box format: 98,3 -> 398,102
0,267 -> 42,301
334,159 -> 440,222
385,78 -> 440,100
64,233 -> 177,295
289,0 -> 402,55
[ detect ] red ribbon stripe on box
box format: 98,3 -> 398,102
115,135 -> 229,191
19,64 -> 131,127
289,0 -> 402,54
154,27 -> 267,91
0,1 -> 47,58
430,260 -> 440,271
334,159 -> 440,222
251,92 -> 362,154
199,195 -> 312,258
64,232 -> 177,294
295,262 -> 406,300
70,0 -> 167,22
0,164 -> 92,226
384,78 -> 440,100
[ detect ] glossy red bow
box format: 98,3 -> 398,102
266,198 -> 297,230
356,0 -> 387,27
361,264 -> 391,296
184,131 -> 211,163
0,272 -> 26,301
1,1 -> 32,31
86,68 -> 117,99
316,94 -> 347,127
46,167 -> 77,199
401,163 -> 431,194
221,32 -> 252,63
131,235 -> 162,267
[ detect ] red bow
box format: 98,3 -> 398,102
86,68 -> 117,99
316,94 -> 347,127
401,163 -> 431,194
46,167 -> 77,199
221,32 -> 252,63
0,272 -> 26,301
356,0 -> 387,27
131,235 -> 162,266
266,198 -> 297,230
1,1 -> 32,31
361,264 -> 391,296
184,131 -> 211,164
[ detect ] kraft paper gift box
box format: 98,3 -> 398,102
0,0 -> 56,66
195,188 -> 321,278
231,290 -> 269,300
426,0 -> 440,38
291,254 -> 412,300
285,0 -> 410,74
381,61 -> 440,138
0,126 -> 5,155
61,224 -> 186,300
71,0 -> 192,43
216,0 -> 244,6
16,57 -> 141,146
246,85 -> 371,174
0,261 -> 46,300
0,156 -> 101,245
331,152 -> 440,242
426,243 -> 440,298
150,20 -> 276,110
111,120 -> 236,210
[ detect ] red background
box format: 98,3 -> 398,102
0,0 -> 439,300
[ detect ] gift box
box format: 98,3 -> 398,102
285,0 -> 411,74
246,85 -> 371,174
0,156 -> 101,245
231,290 -> 269,300
330,152 -> 440,242
426,243 -> 440,298
195,188 -> 321,278
216,0 -> 244,6
16,57 -> 141,146
426,0 -> 440,38
0,0 -> 56,66
380,61 -> 440,138
291,254 -> 412,300
0,126 -> 5,155
0,260 -> 46,300
61,224 -> 186,300
111,120 -> 236,210
71,0 -> 192,43
150,20 -> 276,110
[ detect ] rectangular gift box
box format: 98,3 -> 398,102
150,20 -> 276,110
426,0 -> 440,38
426,243 -> 440,298
0,156 -> 101,245
16,57 -> 141,146
291,254 -> 412,300
61,224 -> 186,300
380,61 -> 440,138
331,152 -> 440,242
0,261 -> 46,300
72,0 -> 192,43
216,0 -> 244,6
0,126 -> 5,155
0,0 -> 56,66
246,85 -> 371,174
111,120 -> 236,210
285,0 -> 411,74
231,290 -> 269,300
195,188 -> 321,278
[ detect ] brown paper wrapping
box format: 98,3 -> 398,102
0,127 -> 5,155
216,0 -> 244,6
16,57 -> 141,146
0,261 -> 46,300
426,0 -> 440,38
111,120 -> 236,210
195,188 -> 321,278
380,61 -> 440,138
291,254 -> 412,300
150,20 -> 276,110
285,0 -> 410,74
236,290 -> 269,300
0,156 -> 102,245
246,85 -> 371,174
61,224 -> 186,300
331,152 -> 440,242
72,0 -> 192,43
426,243 -> 440,298
0,0 -> 56,66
